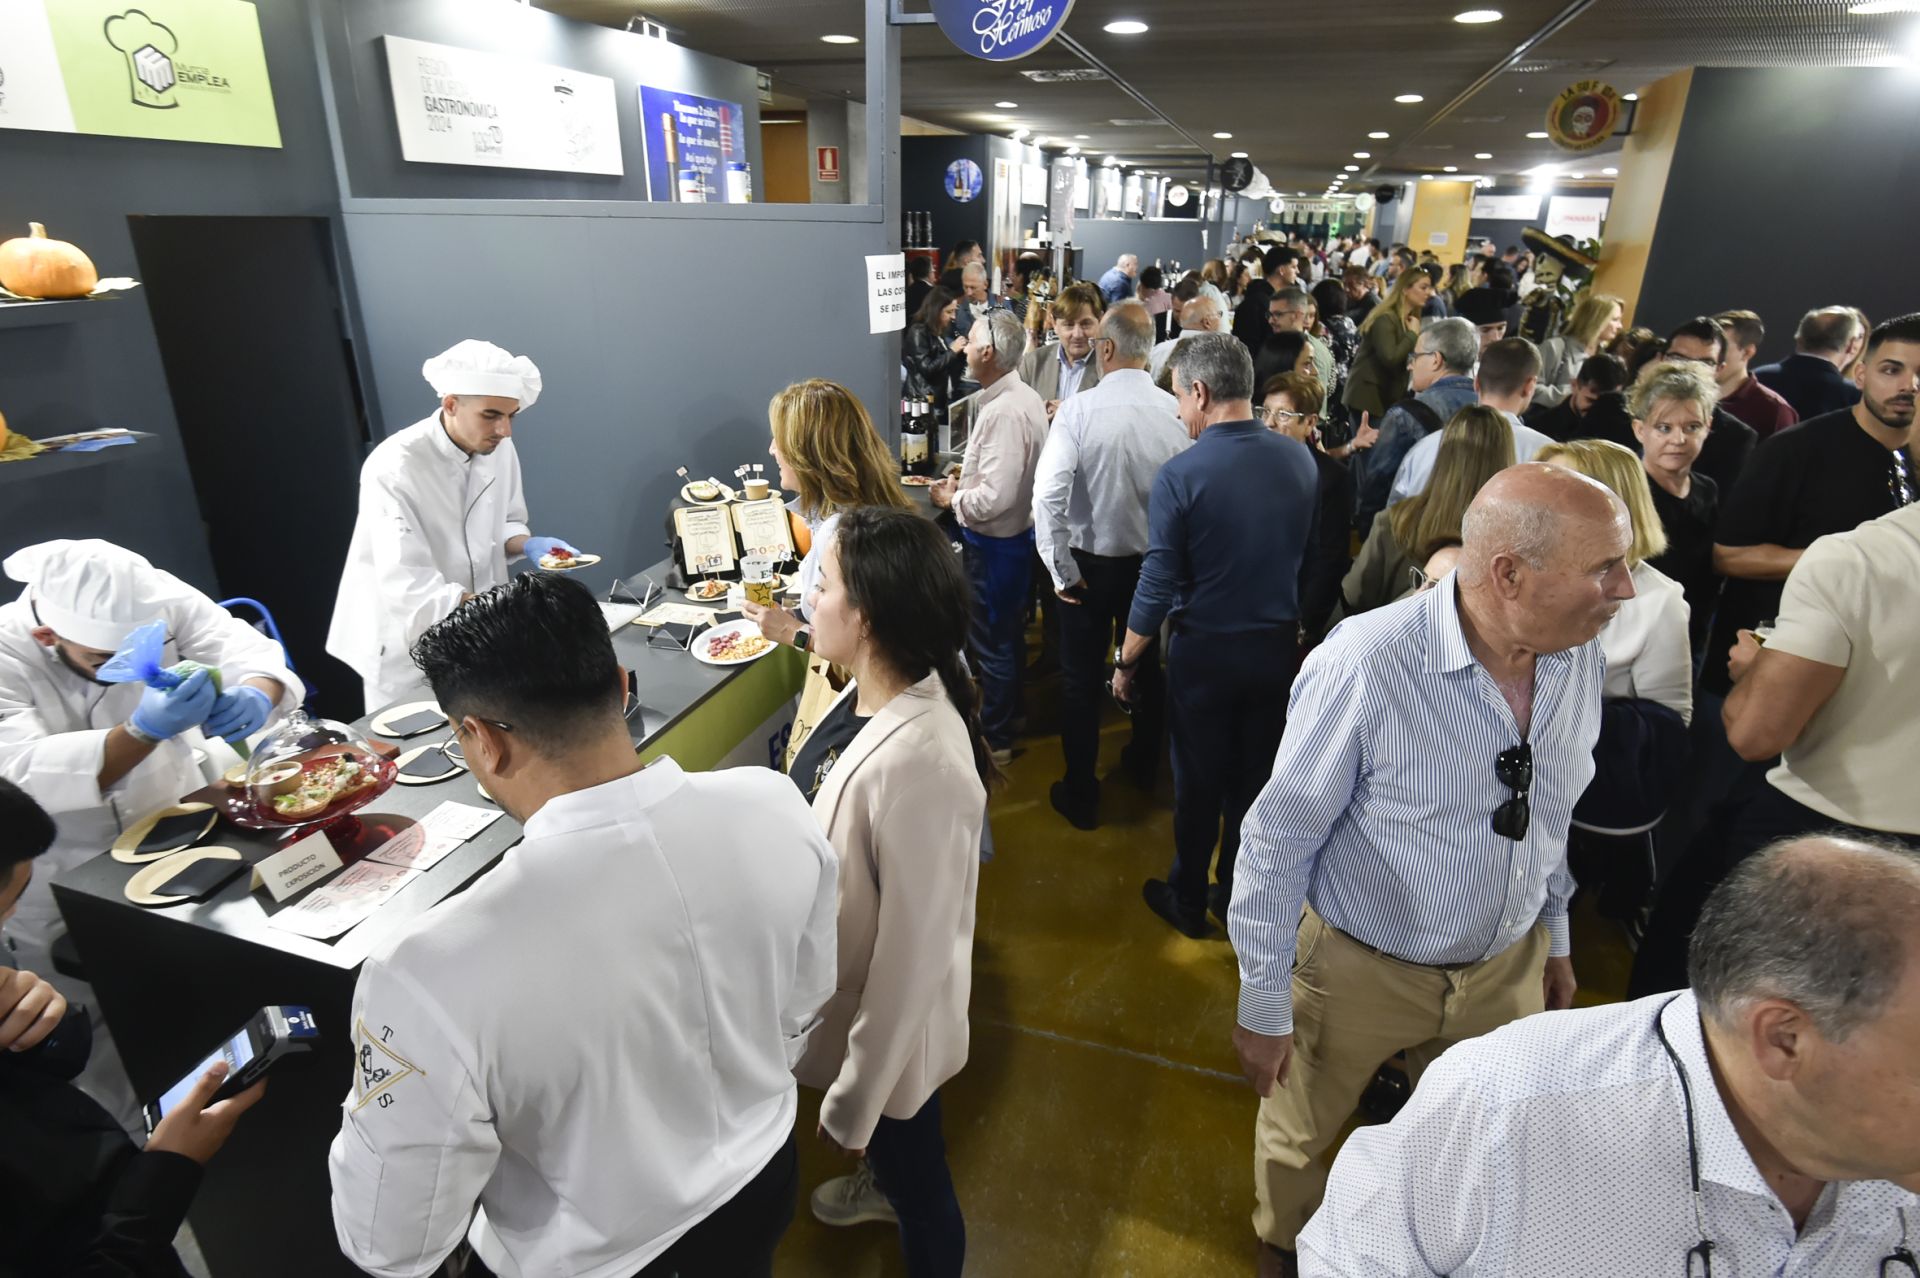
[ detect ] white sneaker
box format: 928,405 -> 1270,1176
810,1163 -> 898,1227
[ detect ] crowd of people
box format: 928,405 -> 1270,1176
1,219 -> 1917,1278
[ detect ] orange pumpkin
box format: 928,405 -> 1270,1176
0,223 -> 98,299
0,409 -> 9,452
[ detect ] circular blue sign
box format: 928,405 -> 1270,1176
930,0 -> 1078,62
945,158 -> 984,203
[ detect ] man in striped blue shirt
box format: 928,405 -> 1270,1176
1227,462 -> 1637,1277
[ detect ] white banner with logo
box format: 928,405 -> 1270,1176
383,35 -> 622,175
1471,194 -> 1543,221
1544,195 -> 1610,240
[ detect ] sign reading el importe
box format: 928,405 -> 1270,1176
867,253 -> 906,335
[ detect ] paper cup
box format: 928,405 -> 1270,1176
743,478 -> 771,501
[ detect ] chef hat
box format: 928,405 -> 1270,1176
3,539 -> 163,651
422,340 -> 542,411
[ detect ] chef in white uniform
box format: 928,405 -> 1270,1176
326,340 -> 576,713
0,538 -> 302,1123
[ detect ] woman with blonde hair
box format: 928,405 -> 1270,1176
1535,438 -> 1692,723
743,378 -> 909,654
1331,404 -> 1513,623
1630,359 -> 1721,657
1535,290 -> 1626,407
1341,264 -> 1436,420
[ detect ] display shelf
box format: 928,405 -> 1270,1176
0,441 -> 137,486
0,296 -> 119,329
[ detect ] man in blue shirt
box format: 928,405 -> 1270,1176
1226,462 -> 1635,1277
1113,334 -> 1320,936
1097,254 -> 1138,306
1352,317 -> 1481,532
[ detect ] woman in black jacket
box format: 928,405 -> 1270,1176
903,285 -> 966,415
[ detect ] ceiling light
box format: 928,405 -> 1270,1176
1368,131 -> 1391,139
1066,145 -> 1080,155
820,33 -> 859,44
1420,173 -> 1433,180
1571,172 -> 1585,179
1104,19 -> 1149,34
1527,130 -> 1549,139
1231,151 -> 1248,158
1344,164 -> 1360,171
994,101 -> 1018,109
1454,8 -> 1503,20
1012,128 -> 1030,140
1103,155 -> 1117,165
980,113 -> 1010,121
1475,152 -> 1493,159
1443,165 -> 1458,172
1623,92 -> 1639,101
1602,166 -> 1619,175
1074,134 -> 1089,140
1213,131 -> 1234,139
1395,93 -> 1424,103
1353,151 -> 1372,158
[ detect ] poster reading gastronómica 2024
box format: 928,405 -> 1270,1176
639,85 -> 750,203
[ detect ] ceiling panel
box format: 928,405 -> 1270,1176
540,0 -> 1916,194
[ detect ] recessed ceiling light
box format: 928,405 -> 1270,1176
1527,130 -> 1549,139
1103,155 -> 1117,165
1213,131 -> 1234,139
1354,151 -> 1371,158
1453,8 -> 1503,21
1602,166 -> 1619,175
1443,165 -> 1458,172
1066,145 -> 1081,155
1073,134 -> 1089,140
1623,92 -> 1639,101
1344,164 -> 1360,171
981,113 -> 1010,121
1012,128 -> 1030,140
995,101 -> 1018,109
820,33 -> 859,44
1231,151 -> 1248,158
1368,131 -> 1391,139
1104,19 -> 1149,34
1474,152 -> 1493,159
1420,174 -> 1433,180
1395,93 -> 1424,104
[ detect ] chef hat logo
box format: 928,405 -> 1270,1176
103,9 -> 179,109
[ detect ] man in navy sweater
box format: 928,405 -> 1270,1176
1114,333 -> 1322,937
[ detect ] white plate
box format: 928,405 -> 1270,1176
680,481 -> 735,506
685,580 -> 733,604
539,552 -> 602,571
370,700 -> 444,738
735,485 -> 784,504
691,620 -> 777,666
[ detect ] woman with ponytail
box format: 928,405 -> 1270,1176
787,506 -> 987,1278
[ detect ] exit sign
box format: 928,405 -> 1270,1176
817,146 -> 841,182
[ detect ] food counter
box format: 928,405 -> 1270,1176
48,555 -> 804,1278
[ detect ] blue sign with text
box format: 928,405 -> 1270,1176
930,0 -> 1078,62
639,85 -> 749,203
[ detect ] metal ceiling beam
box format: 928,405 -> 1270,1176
1361,0 -> 1599,183
1050,31 -> 1219,161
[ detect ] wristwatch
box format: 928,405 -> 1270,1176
793,627 -> 812,653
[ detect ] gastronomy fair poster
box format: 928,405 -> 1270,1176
383,35 -> 621,175
640,84 -> 749,203
0,0 -> 279,147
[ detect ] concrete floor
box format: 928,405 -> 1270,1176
776,672 -> 1636,1276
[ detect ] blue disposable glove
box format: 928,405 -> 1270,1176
129,667 -> 217,742
203,685 -> 273,743
523,536 -> 579,564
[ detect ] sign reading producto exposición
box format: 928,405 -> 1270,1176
0,0 -> 279,147
930,0 -> 1077,61
383,35 -> 622,175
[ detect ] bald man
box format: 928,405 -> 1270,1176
1226,464 -> 1637,1276
1300,835 -> 1920,1273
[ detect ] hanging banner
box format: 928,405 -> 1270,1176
1021,162 -> 1047,207
930,0 -> 1077,62
1471,194 -> 1543,221
640,85 -> 749,202
384,36 -> 620,175
0,0 -> 279,147
1544,195 -> 1611,240
1047,156 -> 1077,238
1546,80 -> 1623,153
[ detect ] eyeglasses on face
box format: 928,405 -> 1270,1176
1256,406 -> 1315,426
1492,743 -> 1532,840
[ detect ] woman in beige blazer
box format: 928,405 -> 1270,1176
788,507 -> 991,1278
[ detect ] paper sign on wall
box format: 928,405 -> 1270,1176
640,84 -> 749,203
1021,162 -> 1047,207
867,252 -> 906,334
817,145 -> 840,182
383,35 -> 621,175
1471,194 -> 1543,221
1545,195 -> 1611,240
0,0 -> 280,147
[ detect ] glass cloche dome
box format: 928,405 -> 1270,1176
234,708 -> 397,829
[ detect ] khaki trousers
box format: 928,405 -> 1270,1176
1252,906 -> 1548,1247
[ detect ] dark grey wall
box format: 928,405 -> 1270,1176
342,205 -> 893,580
1071,220 -> 1206,279
0,0 -> 342,593
1636,67 -> 1920,362
321,0 -> 762,202
903,135 -> 990,265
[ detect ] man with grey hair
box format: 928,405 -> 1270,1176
1756,305 -> 1866,420
1259,287 -> 1336,393
932,310 -> 1050,763
1354,316 -> 1482,532
1031,300 -> 1188,829
1116,333 -> 1321,937
1151,295 -> 1222,380
1098,253 -> 1139,305
1228,462 -> 1634,1276
1299,834 -> 1920,1274
950,261 -> 997,397
1389,336 -> 1555,505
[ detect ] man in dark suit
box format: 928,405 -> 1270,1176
1232,247 -> 1299,356
1754,306 -> 1864,420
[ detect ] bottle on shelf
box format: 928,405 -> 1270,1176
901,398 -> 930,477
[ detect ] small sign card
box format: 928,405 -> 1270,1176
268,860 -> 420,940
250,831 -> 344,903
866,253 -> 907,334
673,505 -> 737,577
366,801 -> 502,873
731,499 -> 795,561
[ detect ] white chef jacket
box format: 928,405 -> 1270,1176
326,413 -> 530,710
328,759 -> 839,1278
1300,991 -> 1918,1276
